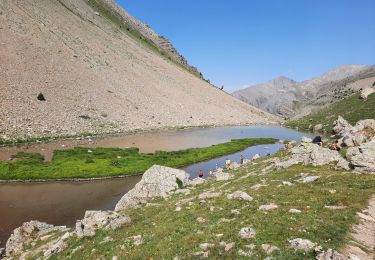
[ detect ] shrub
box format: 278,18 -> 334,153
37,93 -> 46,101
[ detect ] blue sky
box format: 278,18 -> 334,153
118,0 -> 375,92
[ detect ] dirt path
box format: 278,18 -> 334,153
341,196 -> 375,260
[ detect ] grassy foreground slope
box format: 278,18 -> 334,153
285,92 -> 375,133
51,150 -> 375,259
0,138 -> 276,181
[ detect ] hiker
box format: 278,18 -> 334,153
312,136 -> 323,146
198,169 -> 204,178
225,158 -> 231,169
330,141 -> 341,151
240,155 -> 244,165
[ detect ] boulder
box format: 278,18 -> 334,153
301,136 -> 312,143
198,192 -> 222,199
189,177 -> 206,186
333,116 -> 353,136
288,238 -> 316,251
115,165 -> 190,211
275,144 -> 348,169
258,204 -> 278,211
227,191 -> 253,201
5,221 -> 67,256
315,248 -> 345,260
313,124 -> 323,133
296,175 -> 320,183
261,244 -> 280,255
360,87 -> 375,99
346,140 -> 375,173
75,210 -> 131,238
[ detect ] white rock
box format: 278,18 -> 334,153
239,227 -> 256,239
259,204 -> 278,211
252,154 -> 260,160
197,217 -> 206,223
115,165 -> 190,211
261,243 -> 280,254
296,175 -> 320,183
301,136 -> 312,143
198,192 -> 222,200
199,243 -> 215,251
289,208 -> 301,213
227,191 -> 253,201
189,177 -> 206,186
288,238 -> 316,251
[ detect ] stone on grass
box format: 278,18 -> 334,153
288,238 -> 316,251
197,217 -> 206,223
199,243 -> 215,251
252,154 -> 260,160
296,175 -> 320,183
259,204 -> 278,211
315,248 -> 345,260
224,242 -> 235,252
126,235 -> 142,246
115,165 -> 190,211
198,192 -> 222,200
190,177 -> 206,186
227,191 -> 253,201
239,227 -> 256,239
231,209 -> 241,215
289,209 -> 301,213
238,249 -> 253,257
346,140 -> 375,173
261,244 -> 280,255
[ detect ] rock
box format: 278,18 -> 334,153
346,140 -> 375,173
259,204 -> 278,211
238,249 -> 253,257
251,183 -> 267,190
100,236 -> 114,244
282,181 -> 294,186
288,238 -> 316,251
289,208 -> 301,213
313,124 -> 323,132
189,177 -> 206,186
333,116 -> 353,136
214,170 -> 232,181
198,192 -> 222,199
239,227 -> 256,239
43,233 -> 71,259
199,243 -> 215,251
301,136 -> 312,143
173,188 -> 191,195
227,191 -> 253,201
175,206 -> 182,212
245,244 -> 256,249
115,165 -> 190,211
126,235 -> 142,246
357,212 -> 375,222
76,210 -> 131,238
224,242 -> 235,252
5,221 -> 67,257
231,209 -> 241,215
261,244 -> 280,254
197,217 -> 206,223
0,248 -> 5,258
360,87 -> 375,99
296,175 -> 320,183
324,205 -> 347,210
315,248 -> 345,260
329,189 -> 337,194
252,154 -> 260,160
275,144 -> 347,169
112,256 -> 118,260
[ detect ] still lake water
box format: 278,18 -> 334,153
0,125 -> 312,244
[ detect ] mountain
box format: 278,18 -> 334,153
0,0 -> 278,140
232,65 -> 375,118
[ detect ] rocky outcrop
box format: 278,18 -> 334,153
333,117 -> 375,147
115,165 -> 190,211
360,87 -> 375,99
75,210 -> 131,238
5,221 -> 68,258
288,238 -> 316,251
346,140 -> 375,173
275,144 -> 349,169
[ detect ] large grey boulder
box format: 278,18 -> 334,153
275,144 -> 348,169
5,221 -> 67,257
334,117 -> 375,147
333,116 -> 353,136
115,165 -> 190,211
360,87 -> 375,99
76,210 -> 131,238
346,140 -> 375,173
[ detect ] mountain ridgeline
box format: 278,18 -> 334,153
233,65 -> 375,119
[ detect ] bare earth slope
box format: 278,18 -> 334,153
0,0 -> 278,140
233,65 -> 375,118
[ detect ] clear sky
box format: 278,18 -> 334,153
118,0 -> 375,92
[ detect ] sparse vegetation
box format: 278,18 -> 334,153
0,138 -> 276,180
286,92 -> 375,133
37,93 -> 46,101
50,150 -> 375,259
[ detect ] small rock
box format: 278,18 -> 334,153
301,136 -> 313,143
315,247 -> 345,260
197,217 -> 206,223
245,244 -> 256,249
190,178 -> 206,186
282,181 -> 293,186
261,243 -> 280,254
112,256 -> 118,260
198,192 -> 222,200
288,238 -> 316,251
329,189 -> 337,194
216,234 -> 224,238
259,204 -> 278,211
126,235 -> 142,246
251,183 -> 267,190
199,243 -> 215,251
227,191 -> 253,201
296,176 -> 320,183
324,205 -> 347,210
239,227 -> 256,239
231,209 -> 241,215
289,208 -> 301,213
252,154 -> 260,160
225,242 -> 235,252
175,206 -> 182,212
238,249 -> 253,257
100,236 -> 114,244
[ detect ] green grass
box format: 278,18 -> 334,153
286,92 -> 375,133
0,138 -> 276,181
48,150 -> 375,260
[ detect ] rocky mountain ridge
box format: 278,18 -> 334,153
233,65 -> 375,118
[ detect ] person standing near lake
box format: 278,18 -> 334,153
225,158 -> 231,169
198,169 -> 204,178
240,155 -> 244,165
